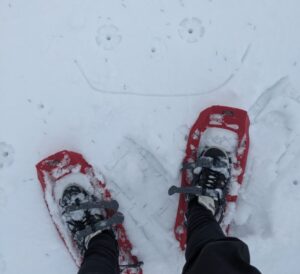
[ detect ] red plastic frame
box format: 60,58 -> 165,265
36,150 -> 143,274
174,105 -> 250,250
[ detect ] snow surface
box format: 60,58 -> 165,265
1,0 -> 300,273
200,127 -> 238,153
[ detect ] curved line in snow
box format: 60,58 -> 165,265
74,59 -> 236,98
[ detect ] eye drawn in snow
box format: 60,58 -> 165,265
0,142 -> 14,169
96,25 -> 122,50
178,18 -> 205,43
149,38 -> 167,60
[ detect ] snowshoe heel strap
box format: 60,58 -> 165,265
74,212 -> 124,245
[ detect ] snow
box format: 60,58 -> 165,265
1,0 -> 300,273
53,173 -> 94,201
200,127 -> 238,152
0,143 -> 14,169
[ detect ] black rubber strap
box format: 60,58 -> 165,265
74,212 -> 124,243
63,200 -> 119,214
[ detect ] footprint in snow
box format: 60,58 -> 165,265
261,110 -> 289,130
96,24 -> 122,50
0,142 -> 14,169
178,17 -> 205,43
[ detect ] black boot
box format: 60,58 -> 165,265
59,185 -> 106,254
191,146 -> 231,221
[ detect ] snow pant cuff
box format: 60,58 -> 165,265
182,200 -> 261,274
78,230 -> 119,274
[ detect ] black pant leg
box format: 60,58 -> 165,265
182,200 -> 261,274
183,199 -> 226,273
78,230 -> 119,274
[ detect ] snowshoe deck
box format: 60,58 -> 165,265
36,150 -> 143,274
173,105 -> 250,250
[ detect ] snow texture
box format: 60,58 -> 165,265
200,127 -> 238,153
0,143 -> 14,169
1,0 -> 300,273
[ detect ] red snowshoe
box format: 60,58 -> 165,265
169,105 -> 250,250
36,150 -> 143,274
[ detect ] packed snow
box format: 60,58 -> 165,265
1,0 -> 300,273
200,127 -> 238,153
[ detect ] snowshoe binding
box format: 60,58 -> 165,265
36,150 -> 143,273
169,146 -> 231,222
168,106 -> 250,250
190,147 -> 230,221
59,184 -> 124,254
